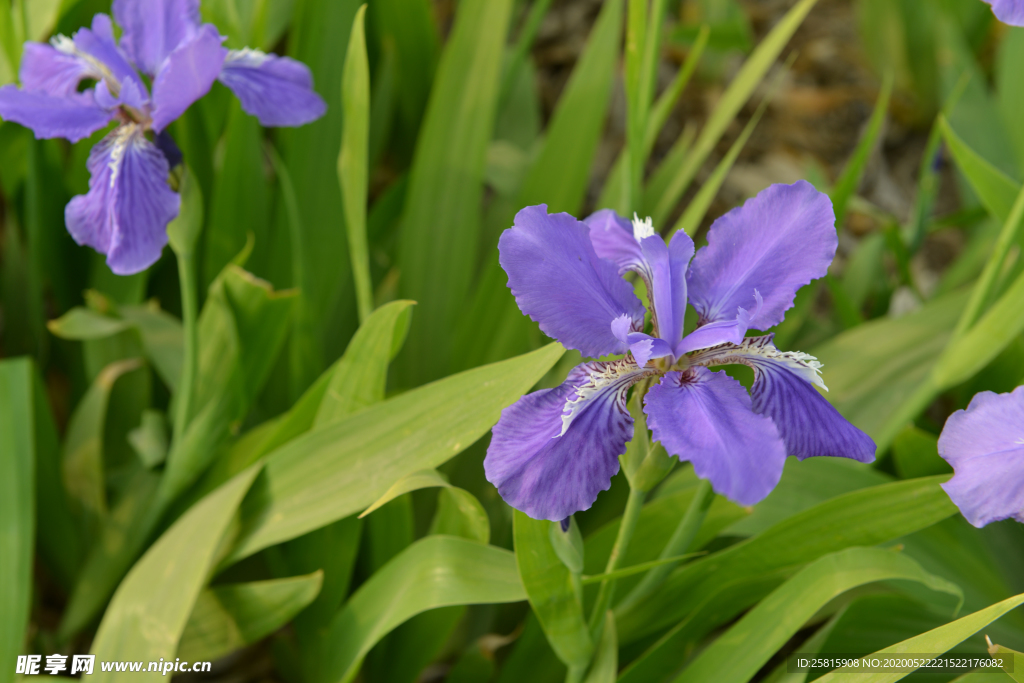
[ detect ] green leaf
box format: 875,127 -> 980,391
0,359 -> 35,683
339,4 -> 373,321
940,115 -> 1020,224
316,536 -> 526,683
550,517 -> 585,575
429,487 -> 490,544
616,476 -> 958,644
167,167 -> 204,257
47,308 -> 131,340
582,611 -> 617,683
988,643 -> 1024,683
118,304 -> 183,393
652,0 -> 818,226
127,410 -> 169,470
674,547 -> 962,683
813,594 -> 1024,683
89,465 -> 263,682
397,0 -> 513,386
315,300 -> 415,426
892,426 -> 950,479
178,572 -> 324,663
514,511 -> 593,670
226,342 -> 564,562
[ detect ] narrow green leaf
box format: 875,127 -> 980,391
429,488 -> 490,544
580,553 -> 703,585
675,547 -> 962,683
167,167 -> 204,257
317,536 -> 526,683
118,304 -> 183,394
315,300 -> 415,426
939,115 -> 1020,224
47,308 -> 131,340
813,594 -> 1024,683
339,5 -> 373,321
831,71 -> 893,229
360,469 -> 449,518
397,0 -> 513,385
892,426 -> 950,480
226,343 -> 564,562
89,465 -> 263,682
178,572 -> 324,662
653,0 -> 817,226
127,410 -> 169,470
616,476 -> 958,644
988,643 -> 1024,683
582,611 -> 617,683
0,359 -> 35,683
514,510 -> 593,670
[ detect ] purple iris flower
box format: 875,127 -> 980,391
0,0 -> 326,275
484,181 -> 876,522
982,0 -> 1024,25
938,386 -> 1024,527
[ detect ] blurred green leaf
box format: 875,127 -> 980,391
0,359 -> 35,683
89,465 -> 263,682
128,410 -> 169,470
940,115 -> 1020,224
892,426 -> 950,479
997,28 -> 1024,176
813,594 -> 1024,683
316,536 -> 526,683
119,304 -> 184,393
360,468 -> 449,518
47,308 -> 131,340
226,342 -> 564,562
550,517 -> 585,576
616,476 -> 957,644
167,167 -> 204,258
582,611 -> 617,683
675,547 -> 962,683
832,72 -> 893,229
430,487 -> 490,544
397,0 -> 512,386
988,643 -> 1024,683
514,510 -> 593,671
0,1 -> 17,84
178,571 -> 323,662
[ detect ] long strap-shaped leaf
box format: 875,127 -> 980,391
315,536 -> 526,683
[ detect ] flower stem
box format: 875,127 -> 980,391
588,485 -> 645,634
173,248 -> 198,446
615,477 -> 713,615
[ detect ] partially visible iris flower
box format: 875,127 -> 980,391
0,0 -> 326,275
485,181 -> 876,522
982,0 -> 1024,25
938,386 -> 1024,527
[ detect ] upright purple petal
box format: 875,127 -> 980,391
150,25 -> 228,132
0,86 -> 112,142
217,49 -> 327,127
939,387 -> 1024,527
644,367 -> 787,505
585,209 -> 646,276
65,124 -> 180,275
687,181 -> 837,330
691,335 -> 875,462
642,231 -> 693,352
19,42 -> 99,97
113,0 -> 200,75
485,360 -> 651,521
73,14 -> 142,91
983,0 -> 1024,26
499,205 -> 645,358
676,291 -> 761,355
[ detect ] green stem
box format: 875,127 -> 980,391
565,664 -> 586,683
616,478 -> 713,615
588,486 -> 645,633
173,248 -> 198,446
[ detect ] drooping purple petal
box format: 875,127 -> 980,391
217,49 -> 327,127
939,387 -> 1024,527
585,209 -> 646,276
65,124 -> 180,275
0,86 -> 113,142
150,24 -> 227,132
485,360 -> 651,521
19,42 -> 99,97
644,366 -> 788,505
642,230 -> 693,352
687,181 -> 836,330
75,14 -> 142,91
690,335 -> 875,462
983,0 -> 1024,26
113,0 -> 201,76
499,205 -> 645,358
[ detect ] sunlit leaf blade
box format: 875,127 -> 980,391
674,547 -> 962,683
47,308 -> 131,339
513,511 -> 593,670
339,5 -> 373,322
226,343 -> 564,562
0,359 -> 35,683
430,487 -> 490,545
178,572 -> 324,662
940,115 -> 1020,224
89,465 -> 263,682
987,643 -> 1024,683
813,594 -> 1024,683
397,0 -> 513,386
360,469 -> 449,518
316,536 -> 526,683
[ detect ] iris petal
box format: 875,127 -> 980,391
65,124 -> 180,275
0,86 -> 112,142
983,0 -> 1024,26
499,205 -> 645,358
19,42 -> 99,97
113,0 -> 201,75
939,387 -> 1024,527
150,24 -> 228,132
73,13 -> 142,91
485,359 -> 650,521
644,367 -> 788,505
217,49 -> 327,127
687,181 -> 836,330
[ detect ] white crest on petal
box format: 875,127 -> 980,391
225,48 -> 271,68
1016,437 -> 1024,445
558,359 -> 650,437
632,213 -> 655,241
691,334 -> 828,391
107,124 -> 142,189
